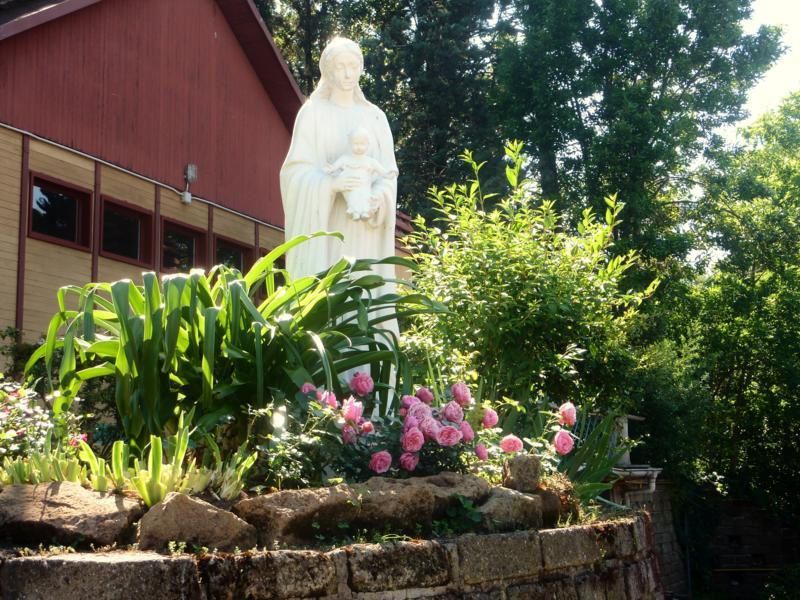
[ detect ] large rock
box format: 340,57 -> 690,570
356,477 -> 436,531
138,492 -> 256,552
476,487 -> 542,532
0,482 -> 143,547
233,473 -> 488,546
233,484 -> 363,546
362,472 -> 490,517
502,454 -> 541,493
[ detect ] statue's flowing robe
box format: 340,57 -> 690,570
280,98 -> 398,287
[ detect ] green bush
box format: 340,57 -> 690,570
405,142 -> 657,409
28,233 -> 442,450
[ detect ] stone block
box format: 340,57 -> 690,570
457,530 -> 542,585
540,526 -> 601,571
623,558 -> 663,599
632,513 -> 653,554
0,551 -> 201,599
477,486 -> 543,532
598,564 -> 627,600
595,518 -> 637,560
200,550 -> 337,599
502,454 -> 541,493
507,579 -> 578,600
347,540 -> 450,592
574,573 -> 606,600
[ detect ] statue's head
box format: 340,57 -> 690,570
311,37 -> 369,104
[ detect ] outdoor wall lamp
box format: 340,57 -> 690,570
182,163 -> 198,204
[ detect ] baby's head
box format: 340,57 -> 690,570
349,128 -> 370,155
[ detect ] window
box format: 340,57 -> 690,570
30,176 -> 91,248
101,199 -> 153,266
162,221 -> 205,272
216,237 -> 252,272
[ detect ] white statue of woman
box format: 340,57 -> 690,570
280,37 -> 398,288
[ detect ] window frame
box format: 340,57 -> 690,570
160,217 -> 207,273
99,196 -> 154,268
28,172 -> 92,252
214,234 -> 254,273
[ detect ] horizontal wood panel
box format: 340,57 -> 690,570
23,239 -> 91,340
258,225 -> 284,251
29,140 -> 94,188
0,128 -> 20,332
98,256 -> 151,284
160,188 -> 208,230
101,166 -> 155,209
214,208 -> 254,246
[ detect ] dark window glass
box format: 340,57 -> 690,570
216,239 -> 247,271
31,179 -> 88,245
163,224 -> 201,271
103,205 -> 142,260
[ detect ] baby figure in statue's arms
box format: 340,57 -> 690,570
326,127 -> 398,220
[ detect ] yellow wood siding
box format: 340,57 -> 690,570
0,128 -> 21,335
159,188 -> 208,230
214,208 -> 254,246
29,139 -> 94,189
258,224 -> 284,251
101,166 -> 155,210
98,256 -> 150,284
23,239 -> 91,340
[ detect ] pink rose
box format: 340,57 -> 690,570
408,401 -> 432,422
401,395 -> 420,409
401,427 -> 425,453
342,424 -> 358,444
553,429 -> 575,455
558,402 -> 577,427
360,420 -> 374,434
442,401 -> 464,424
475,443 -> 488,461
437,425 -> 463,447
415,387 -> 434,404
342,397 -> 364,422
499,434 -> 524,453
451,382 -> 472,407
481,407 -> 499,429
369,450 -> 392,474
399,452 -> 419,472
403,415 -> 420,431
300,382 -> 316,394
350,372 -> 374,396
460,421 -> 475,442
318,390 -> 338,410
420,417 -> 441,440
399,408 -> 407,417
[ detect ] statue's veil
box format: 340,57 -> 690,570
309,37 -> 371,106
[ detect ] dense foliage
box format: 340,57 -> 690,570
27,234 -> 442,449
690,92 -> 800,517
405,143 -> 656,406
258,0 -> 780,238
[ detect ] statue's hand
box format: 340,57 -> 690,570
367,194 -> 385,227
331,173 -> 361,193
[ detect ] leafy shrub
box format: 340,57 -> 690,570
27,234 -> 442,450
405,143 -> 657,409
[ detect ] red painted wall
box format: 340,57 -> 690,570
0,0 -> 291,226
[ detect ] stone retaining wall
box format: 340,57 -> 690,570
0,513 -> 662,600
